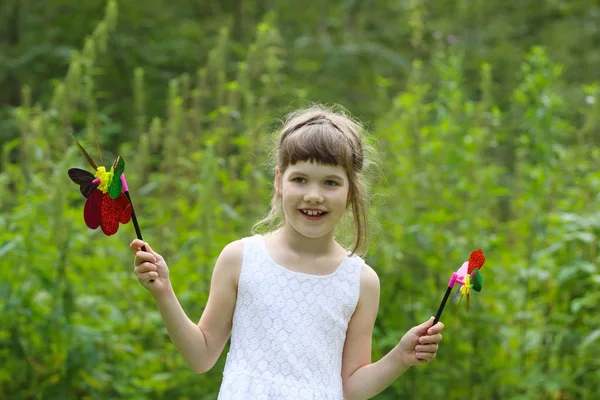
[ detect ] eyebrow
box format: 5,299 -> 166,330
289,172 -> 345,181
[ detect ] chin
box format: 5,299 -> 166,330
299,231 -> 327,240
283,212 -> 339,240
294,225 -> 335,240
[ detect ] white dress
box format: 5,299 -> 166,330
217,235 -> 364,399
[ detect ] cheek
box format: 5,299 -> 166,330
334,189 -> 350,210
280,185 -> 297,206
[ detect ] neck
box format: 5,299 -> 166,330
274,224 -> 339,257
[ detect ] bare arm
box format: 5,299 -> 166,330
341,264 -> 444,400
132,239 -> 242,374
342,263 -> 406,400
195,240 -> 242,370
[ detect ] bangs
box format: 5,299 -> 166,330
278,123 -> 353,170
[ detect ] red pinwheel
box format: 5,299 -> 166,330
68,132 -> 149,278
433,249 -> 487,324
68,155 -> 132,236
68,133 -> 144,240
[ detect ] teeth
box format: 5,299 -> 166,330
302,210 -> 324,216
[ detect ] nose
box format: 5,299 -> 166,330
303,185 -> 324,203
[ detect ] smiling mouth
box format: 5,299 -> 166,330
299,209 -> 328,219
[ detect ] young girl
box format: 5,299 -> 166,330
130,105 -> 445,399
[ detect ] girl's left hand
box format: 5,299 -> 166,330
398,317 -> 444,366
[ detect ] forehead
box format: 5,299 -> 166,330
284,160 -> 348,180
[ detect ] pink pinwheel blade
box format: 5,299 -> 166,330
455,261 -> 468,278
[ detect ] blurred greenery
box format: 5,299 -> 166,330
1,0 -> 599,399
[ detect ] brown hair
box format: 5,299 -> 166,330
252,104 -> 377,256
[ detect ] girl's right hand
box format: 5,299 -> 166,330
130,239 -> 171,295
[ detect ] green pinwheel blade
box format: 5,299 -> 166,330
108,156 -> 125,199
471,268 -> 483,292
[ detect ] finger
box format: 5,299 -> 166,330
415,344 -> 438,353
416,352 -> 437,362
134,251 -> 156,265
135,262 -> 157,274
413,317 -> 435,335
142,242 -> 163,261
130,239 -> 145,253
138,271 -> 158,284
428,321 -> 445,334
419,333 -> 443,344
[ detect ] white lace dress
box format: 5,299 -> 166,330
217,235 -> 363,399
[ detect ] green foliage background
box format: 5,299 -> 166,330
1,1 -> 599,399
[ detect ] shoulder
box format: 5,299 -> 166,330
359,262 -> 379,284
212,239 -> 245,285
357,262 -> 380,307
218,239 -> 244,263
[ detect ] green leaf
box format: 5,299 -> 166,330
0,240 -> 17,258
108,156 -> 125,198
580,330 -> 600,350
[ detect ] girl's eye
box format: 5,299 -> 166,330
325,180 -> 338,186
292,177 -> 306,183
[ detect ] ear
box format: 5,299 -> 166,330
274,169 -> 282,195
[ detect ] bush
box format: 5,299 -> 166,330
1,2 -> 598,399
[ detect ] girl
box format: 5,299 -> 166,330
131,105 -> 445,399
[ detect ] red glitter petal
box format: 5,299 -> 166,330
115,193 -> 132,224
84,190 -> 102,230
100,193 -> 132,235
467,249 -> 485,274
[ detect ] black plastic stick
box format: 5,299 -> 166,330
434,286 -> 453,325
122,174 -> 153,283
123,190 -> 145,251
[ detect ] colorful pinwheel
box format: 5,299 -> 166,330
434,249 -> 486,324
68,156 -> 131,235
68,133 -> 144,241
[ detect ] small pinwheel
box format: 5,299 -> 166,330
68,133 -> 144,241
434,249 -> 486,324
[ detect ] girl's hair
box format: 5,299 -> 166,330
252,104 -> 377,256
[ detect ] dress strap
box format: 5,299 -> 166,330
240,234 -> 267,274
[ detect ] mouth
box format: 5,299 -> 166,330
299,209 -> 328,220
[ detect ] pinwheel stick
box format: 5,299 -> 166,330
121,174 -> 146,253
434,272 -> 464,324
121,174 -> 154,283
434,287 -> 452,325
